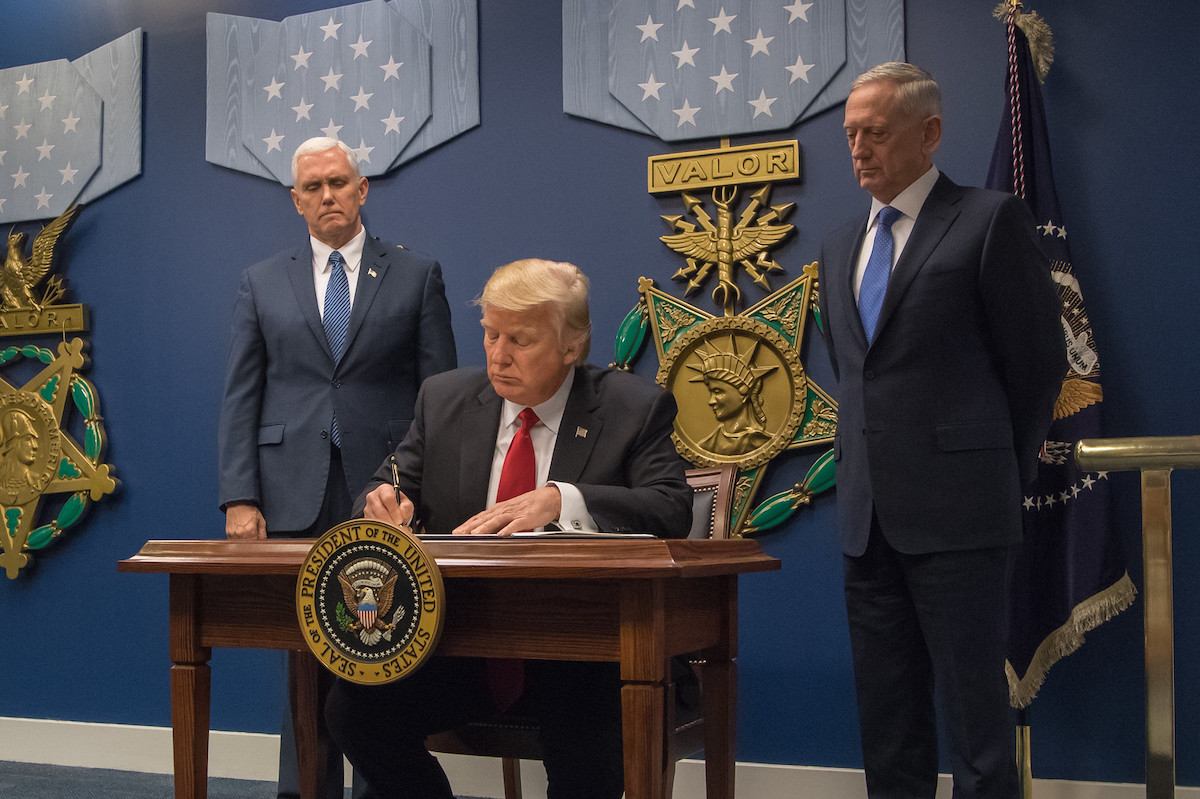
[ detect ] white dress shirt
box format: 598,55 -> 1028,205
486,367 -> 597,532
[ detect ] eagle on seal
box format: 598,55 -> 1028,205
338,567 -> 400,645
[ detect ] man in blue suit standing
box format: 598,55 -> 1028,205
218,136 -> 456,798
818,64 -> 1063,798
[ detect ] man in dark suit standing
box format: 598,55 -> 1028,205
218,137 -> 456,798
817,64 -> 1063,798
325,258 -> 693,799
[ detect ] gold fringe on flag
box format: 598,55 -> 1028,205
993,1 -> 1056,82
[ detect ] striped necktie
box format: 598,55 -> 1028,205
323,251 -> 350,446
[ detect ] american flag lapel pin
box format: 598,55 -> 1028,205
368,268 -> 378,278
576,426 -> 588,438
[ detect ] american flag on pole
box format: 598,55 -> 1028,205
985,3 -> 1136,708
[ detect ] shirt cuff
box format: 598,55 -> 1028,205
548,481 -> 597,532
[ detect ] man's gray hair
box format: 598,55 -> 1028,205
852,62 -> 942,121
474,259 -> 592,365
290,137 -> 360,183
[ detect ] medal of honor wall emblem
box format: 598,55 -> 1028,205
297,520 -> 444,685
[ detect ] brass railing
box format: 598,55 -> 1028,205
1075,435 -> 1200,799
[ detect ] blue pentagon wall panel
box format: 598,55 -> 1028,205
0,31 -> 143,224
71,30 -> 144,207
564,0 -> 904,141
0,62 -> 101,222
207,0 -> 479,184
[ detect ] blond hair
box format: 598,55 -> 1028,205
475,259 -> 591,365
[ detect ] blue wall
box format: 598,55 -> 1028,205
2,0 -> 1197,787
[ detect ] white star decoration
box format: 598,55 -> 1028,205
709,9 -> 736,35
637,15 -> 664,42
380,109 -> 405,133
672,42 -> 700,68
748,89 -> 777,117
784,1 -> 814,22
262,129 -> 285,153
349,35 -> 372,59
320,68 -> 343,92
320,16 -> 342,41
292,98 -> 314,121
350,87 -> 374,111
639,73 -> 667,100
379,57 -> 403,81
673,99 -> 701,126
785,55 -> 814,83
746,29 -> 774,57
710,66 -> 738,94
291,46 -> 312,70
263,77 -> 285,101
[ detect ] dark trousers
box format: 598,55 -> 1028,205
274,445 -> 369,799
326,657 -> 625,799
843,517 -> 1019,799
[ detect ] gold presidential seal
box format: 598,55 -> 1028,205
297,520 -> 444,685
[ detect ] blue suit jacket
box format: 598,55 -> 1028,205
818,174 -> 1064,556
355,365 -> 693,537
218,237 -> 457,532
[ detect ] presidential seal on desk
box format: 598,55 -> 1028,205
297,520 -> 444,685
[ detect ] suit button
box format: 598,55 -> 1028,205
332,379 -> 342,388
321,430 -> 328,439
864,370 -> 876,380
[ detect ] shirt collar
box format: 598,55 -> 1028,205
311,227 -> 367,274
500,366 -> 576,437
869,165 -> 939,226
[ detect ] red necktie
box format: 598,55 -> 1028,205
496,407 -> 538,502
489,407 -> 538,710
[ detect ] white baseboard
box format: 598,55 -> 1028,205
1,716 -> 1194,799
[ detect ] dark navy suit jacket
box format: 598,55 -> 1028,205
218,237 -> 457,532
818,174 -> 1063,557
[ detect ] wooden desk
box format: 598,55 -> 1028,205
119,537 -> 780,799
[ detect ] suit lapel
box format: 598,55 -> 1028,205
459,382 -> 502,511
286,245 -> 333,360
343,238 -> 389,355
548,369 -> 602,484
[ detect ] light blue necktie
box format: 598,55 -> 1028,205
858,206 -> 901,341
323,251 -> 351,446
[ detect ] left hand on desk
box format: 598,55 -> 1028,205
452,484 -> 562,536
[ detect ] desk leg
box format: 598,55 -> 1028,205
169,575 -> 212,799
699,657 -> 736,799
622,682 -> 666,799
289,650 -> 333,799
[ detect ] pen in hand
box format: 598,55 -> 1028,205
389,454 -> 404,510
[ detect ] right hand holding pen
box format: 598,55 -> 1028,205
362,483 -> 415,528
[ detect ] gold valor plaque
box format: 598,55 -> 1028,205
297,520 -> 444,685
660,316 -> 806,470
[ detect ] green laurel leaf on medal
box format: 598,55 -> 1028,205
57,493 -> 88,529
40,375 -> 60,403
58,458 -> 82,479
800,448 -> 836,496
27,525 -> 58,550
743,488 -> 807,534
613,303 -> 648,369
70,376 -> 97,417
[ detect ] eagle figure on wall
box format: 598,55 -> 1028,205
2,205 -> 78,313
